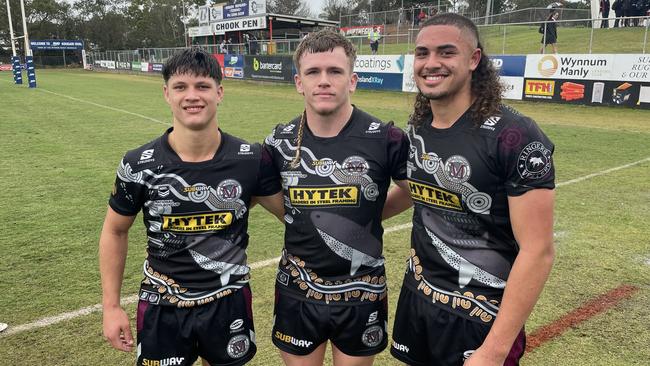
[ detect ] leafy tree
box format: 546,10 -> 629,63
268,0 -> 312,16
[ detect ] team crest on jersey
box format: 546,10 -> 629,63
517,141 -> 552,180
342,156 -> 369,176
156,186 -> 170,198
217,179 -> 242,201
226,334 -> 250,358
361,325 -> 383,347
444,155 -> 471,183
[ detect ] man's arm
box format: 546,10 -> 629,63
382,180 -> 413,220
99,207 -> 136,352
253,191 -> 285,222
466,188 -> 555,365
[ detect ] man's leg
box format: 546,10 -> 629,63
280,343 -> 327,366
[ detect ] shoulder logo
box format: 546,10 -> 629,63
230,319 -> 244,331
366,122 -> 382,133
517,141 -> 552,180
281,124 -> 296,134
138,149 -> 155,164
238,144 -> 253,155
480,116 -> 501,131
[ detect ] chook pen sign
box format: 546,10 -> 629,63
30,40 -> 84,50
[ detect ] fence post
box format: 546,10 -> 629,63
502,25 -> 506,55
643,18 -> 650,54
589,19 -> 594,54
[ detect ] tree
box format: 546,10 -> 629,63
268,0 -> 312,16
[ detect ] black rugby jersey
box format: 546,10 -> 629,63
264,107 -> 408,304
404,105 -> 555,324
109,128 -> 281,307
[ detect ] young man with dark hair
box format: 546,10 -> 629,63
385,13 -> 556,366
99,48 -> 283,366
263,29 -> 409,366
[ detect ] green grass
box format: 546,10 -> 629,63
0,69 -> 649,365
353,25 -> 649,55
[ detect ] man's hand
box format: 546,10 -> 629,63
102,305 -> 134,352
464,346 -> 506,366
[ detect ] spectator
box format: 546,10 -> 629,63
417,9 -> 426,26
601,0 -> 611,28
539,11 -> 559,54
612,0 -> 623,27
623,0 -> 633,26
219,38 -> 227,54
368,26 -> 382,55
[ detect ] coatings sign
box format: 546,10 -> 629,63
355,55 -> 404,91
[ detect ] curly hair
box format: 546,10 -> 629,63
408,13 -> 503,127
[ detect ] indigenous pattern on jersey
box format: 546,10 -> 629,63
264,107 -> 408,305
403,105 -> 555,324
109,128 -> 280,308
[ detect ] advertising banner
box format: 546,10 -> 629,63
116,61 -> 130,70
490,55 -> 526,77
224,1 -> 248,19
210,4 -> 223,22
522,78 -> 650,109
152,63 -> 163,72
0,64 -> 12,71
224,54 -> 245,79
339,25 -> 385,36
401,55 -> 417,93
30,40 -> 84,50
141,62 -> 149,72
500,76 -> 524,100
356,73 -> 403,91
525,54 -> 650,82
132,62 -> 141,71
244,55 -> 293,82
212,16 -> 266,35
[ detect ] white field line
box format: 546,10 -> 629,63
2,161 -> 649,338
37,88 -> 170,126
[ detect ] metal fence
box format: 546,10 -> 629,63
87,15 -> 650,68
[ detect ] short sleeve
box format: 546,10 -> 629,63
108,158 -> 146,216
386,124 -> 409,181
497,118 -> 556,196
254,143 -> 282,197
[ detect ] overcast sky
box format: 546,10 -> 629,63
309,0 -> 326,15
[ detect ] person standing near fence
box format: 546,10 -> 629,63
386,13 -> 556,366
539,11 -> 559,54
368,26 -> 382,55
601,0 -> 611,28
612,0 -> 623,27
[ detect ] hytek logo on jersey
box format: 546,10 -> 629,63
138,149 -> 155,164
408,180 -> 462,211
162,212 -> 233,232
366,122 -> 382,134
274,331 -> 314,348
288,185 -> 359,206
141,357 -> 185,366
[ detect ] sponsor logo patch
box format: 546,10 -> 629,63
139,289 -> 161,305
161,212 -> 233,232
408,180 -> 462,211
392,340 -> 409,353
288,186 -> 359,207
141,357 -> 185,365
274,331 -> 314,348
138,149 -> 155,164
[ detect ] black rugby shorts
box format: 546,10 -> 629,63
390,287 -> 525,366
136,284 -> 256,366
272,290 -> 388,357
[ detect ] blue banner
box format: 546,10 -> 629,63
490,55 -> 526,77
30,40 -> 84,50
12,56 -> 22,85
224,2 -> 248,19
26,56 -> 36,88
356,72 -> 403,91
224,54 -> 245,79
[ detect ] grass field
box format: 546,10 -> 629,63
356,25 -> 649,55
0,69 -> 649,365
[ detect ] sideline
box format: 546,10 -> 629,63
2,156 -> 648,338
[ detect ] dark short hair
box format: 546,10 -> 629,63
162,48 -> 222,84
293,29 -> 356,72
